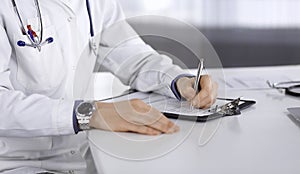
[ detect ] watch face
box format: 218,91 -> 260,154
78,102 -> 94,117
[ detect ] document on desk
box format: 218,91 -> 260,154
104,92 -> 227,117
216,74 -> 292,90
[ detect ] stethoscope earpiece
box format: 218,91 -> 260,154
17,41 -> 27,47
40,37 -> 54,46
46,37 -> 54,44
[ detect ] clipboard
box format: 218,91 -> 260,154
162,98 -> 256,122
98,90 -> 256,122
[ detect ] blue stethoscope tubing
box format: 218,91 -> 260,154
86,0 -> 94,37
12,0 -> 95,51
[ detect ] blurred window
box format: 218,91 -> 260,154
118,0 -> 300,28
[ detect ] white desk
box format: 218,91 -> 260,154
88,65 -> 300,174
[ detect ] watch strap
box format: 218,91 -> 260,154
78,122 -> 91,130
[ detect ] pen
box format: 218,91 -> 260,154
194,58 -> 204,93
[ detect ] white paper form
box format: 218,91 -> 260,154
216,74 -> 292,90
105,92 -> 227,117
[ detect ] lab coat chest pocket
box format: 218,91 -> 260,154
13,26 -> 66,94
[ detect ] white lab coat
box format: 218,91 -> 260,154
0,0 -> 185,173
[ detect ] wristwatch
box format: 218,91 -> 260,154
75,101 -> 96,130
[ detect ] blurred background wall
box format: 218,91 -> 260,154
118,0 -> 300,68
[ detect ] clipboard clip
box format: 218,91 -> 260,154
209,98 -> 241,116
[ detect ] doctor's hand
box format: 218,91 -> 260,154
176,75 -> 218,109
89,99 -> 179,135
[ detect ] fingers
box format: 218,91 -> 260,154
125,116 -> 179,135
126,123 -> 162,136
192,90 -> 216,109
191,75 -> 218,108
142,106 -> 180,134
200,75 -> 212,89
191,89 -> 210,108
126,99 -> 164,125
148,114 -> 180,134
204,81 -> 218,108
176,75 -> 218,108
118,99 -> 180,135
131,107 -> 180,134
181,86 -> 196,101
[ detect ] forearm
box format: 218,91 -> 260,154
98,24 -> 187,97
128,53 -> 187,97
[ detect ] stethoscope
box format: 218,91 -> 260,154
267,80 -> 300,97
12,0 -> 95,53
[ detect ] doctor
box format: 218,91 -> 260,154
0,0 -> 218,173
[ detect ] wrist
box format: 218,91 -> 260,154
171,74 -> 195,100
75,101 -> 96,131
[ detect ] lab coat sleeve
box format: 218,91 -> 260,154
0,26 -> 75,138
97,0 -> 187,98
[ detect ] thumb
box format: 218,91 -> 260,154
177,77 -> 197,101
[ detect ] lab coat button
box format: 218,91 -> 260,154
70,150 -> 76,155
67,17 -> 73,22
